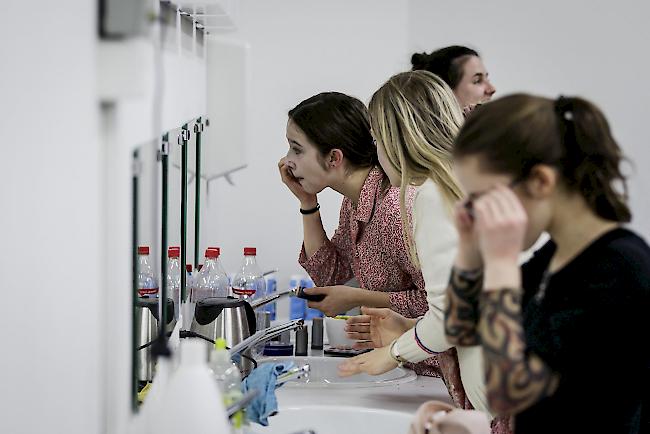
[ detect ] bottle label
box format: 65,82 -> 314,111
138,287 -> 159,297
232,287 -> 256,296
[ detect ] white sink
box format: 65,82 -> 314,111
249,405 -> 413,434
258,356 -> 416,388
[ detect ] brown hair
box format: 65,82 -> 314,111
454,94 -> 631,222
288,92 -> 377,169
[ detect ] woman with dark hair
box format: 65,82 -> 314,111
278,91 -> 456,383
412,45 -> 496,108
444,94 -> 649,433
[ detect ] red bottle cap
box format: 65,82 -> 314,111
138,246 -> 150,255
168,246 -> 180,258
205,247 -> 220,258
185,264 -> 192,273
243,247 -> 256,256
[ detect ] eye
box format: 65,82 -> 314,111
291,146 -> 302,155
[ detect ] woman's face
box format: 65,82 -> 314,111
455,156 -> 551,251
284,119 -> 331,194
375,136 -> 401,187
453,56 -> 496,108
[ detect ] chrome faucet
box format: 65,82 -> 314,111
229,319 -> 304,357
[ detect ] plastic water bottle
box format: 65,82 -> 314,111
167,246 -> 181,319
289,274 -> 307,320
192,247 -> 229,302
302,277 -> 324,320
138,246 -> 159,297
265,274 -> 277,321
231,247 -> 266,302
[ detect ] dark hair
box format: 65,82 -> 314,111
288,92 -> 377,168
411,46 -> 479,90
454,94 -> 631,223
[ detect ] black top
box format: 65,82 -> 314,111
517,228 -> 650,434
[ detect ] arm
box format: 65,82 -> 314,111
478,288 -> 559,415
279,156 -> 354,286
382,187 -> 429,318
444,267 -> 483,346
394,181 -> 459,359
472,185 -> 558,415
300,198 -> 328,258
298,200 -> 355,287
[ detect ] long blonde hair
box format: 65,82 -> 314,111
368,70 -> 464,266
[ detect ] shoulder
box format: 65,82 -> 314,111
596,229 -> 650,286
378,184 -> 417,226
338,196 -> 352,218
413,179 -> 452,220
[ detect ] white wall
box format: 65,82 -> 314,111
200,0 -> 410,304
408,0 -> 650,240
0,2 -> 102,434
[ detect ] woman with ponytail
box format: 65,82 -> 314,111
444,94 -> 649,433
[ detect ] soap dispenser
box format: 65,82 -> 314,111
153,339 -> 230,434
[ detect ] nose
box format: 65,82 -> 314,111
284,153 -> 296,170
485,80 -> 496,97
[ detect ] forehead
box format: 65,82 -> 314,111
461,56 -> 487,76
454,156 -> 510,194
286,119 -> 309,142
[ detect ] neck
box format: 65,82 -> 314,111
331,166 -> 373,207
547,195 -> 619,272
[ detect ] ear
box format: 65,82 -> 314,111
525,164 -> 557,199
327,149 -> 345,169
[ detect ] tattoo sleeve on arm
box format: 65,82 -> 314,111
444,268 -> 483,346
479,289 -> 559,415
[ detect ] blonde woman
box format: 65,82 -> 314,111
338,71 -> 495,421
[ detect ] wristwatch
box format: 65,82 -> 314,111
389,339 -> 408,367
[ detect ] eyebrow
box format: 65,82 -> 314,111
288,139 -> 303,148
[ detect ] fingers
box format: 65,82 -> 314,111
346,315 -> 371,325
352,340 -> 376,350
474,185 -> 527,230
337,357 -> 364,377
360,306 -> 391,318
346,331 -> 371,341
345,322 -> 370,334
303,286 -> 328,295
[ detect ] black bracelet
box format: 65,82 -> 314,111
300,203 -> 320,215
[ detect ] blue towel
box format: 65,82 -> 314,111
241,362 -> 294,426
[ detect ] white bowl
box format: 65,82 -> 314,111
324,316 -> 356,348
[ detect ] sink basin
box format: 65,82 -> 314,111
258,356 -> 416,388
249,405 -> 413,434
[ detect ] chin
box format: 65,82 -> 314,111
302,184 -> 325,195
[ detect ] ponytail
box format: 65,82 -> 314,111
554,96 -> 631,222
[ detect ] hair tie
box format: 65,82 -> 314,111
554,95 -> 574,121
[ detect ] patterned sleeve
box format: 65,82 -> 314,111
381,187 -> 429,318
444,267 -> 483,346
298,199 -> 355,287
479,289 -> 559,415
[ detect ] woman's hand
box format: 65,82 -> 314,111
303,286 -> 362,317
278,157 -> 317,208
473,185 -> 527,289
337,345 -> 397,377
345,307 -> 415,350
452,200 -> 482,270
